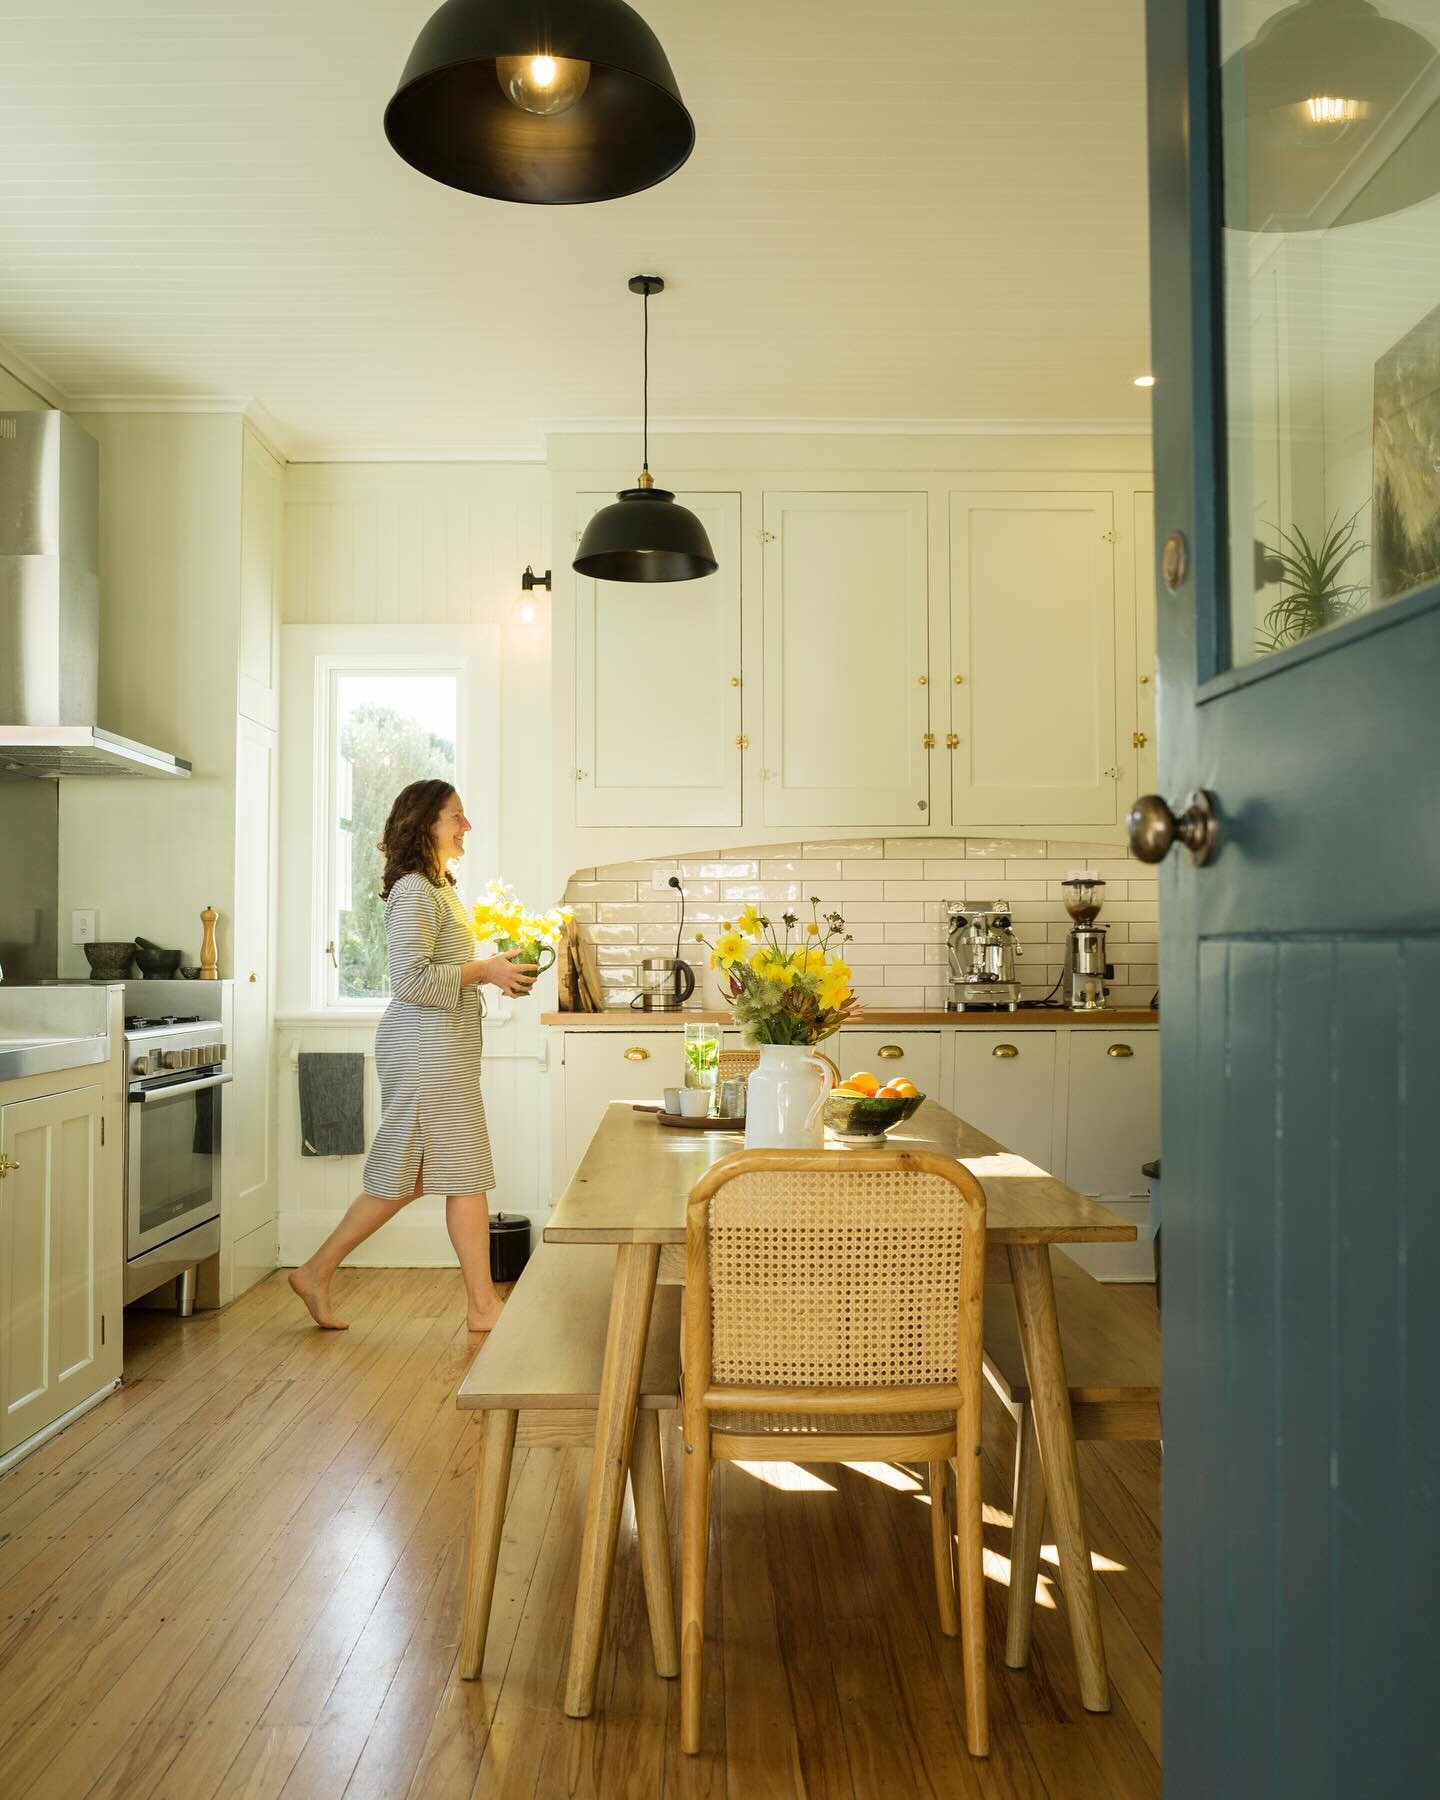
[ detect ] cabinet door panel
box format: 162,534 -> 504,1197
949,491 -> 1118,824
0,1087 -> 102,1453
560,1032 -> 688,1192
951,1031 -> 1056,1170
1064,1029 -> 1159,1198
575,493 -> 741,827
1133,490 -> 1157,797
835,1029 -> 942,1097
232,718 -> 277,1245
762,492 -> 929,827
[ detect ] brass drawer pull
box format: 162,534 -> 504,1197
877,1044 -> 904,1059
623,1046 -> 651,1062
992,1044 -> 1019,1059
1107,1043 -> 1134,1058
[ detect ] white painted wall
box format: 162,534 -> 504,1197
58,414 -> 245,974
275,462 -> 553,1266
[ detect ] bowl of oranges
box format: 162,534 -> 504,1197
824,1069 -> 925,1140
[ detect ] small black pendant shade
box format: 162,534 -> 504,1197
574,278 -> 718,585
384,0 -> 695,206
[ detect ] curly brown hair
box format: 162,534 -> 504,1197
378,779 -> 457,900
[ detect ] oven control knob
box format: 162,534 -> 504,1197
161,1050 -> 186,1070
131,1055 -> 151,1076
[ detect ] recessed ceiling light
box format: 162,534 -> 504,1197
1134,375 -> 1156,388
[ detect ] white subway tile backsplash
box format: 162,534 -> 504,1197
565,835 -> 1164,1011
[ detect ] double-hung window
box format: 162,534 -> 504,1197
280,626 -> 499,1014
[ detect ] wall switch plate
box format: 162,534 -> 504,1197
71,909 -> 98,945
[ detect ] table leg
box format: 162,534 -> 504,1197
564,1240 -> 661,1718
460,1409 -> 517,1680
1007,1244 -> 1111,1712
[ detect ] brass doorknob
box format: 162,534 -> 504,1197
1127,789 -> 1218,866
0,1153 -> 19,1178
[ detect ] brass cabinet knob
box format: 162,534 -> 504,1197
1131,730 -> 1148,749
623,1046 -> 651,1062
1127,789 -> 1219,866
1107,1044 -> 1134,1058
248,972 -> 258,983
877,1045 -> 904,1059
992,1043 -> 1019,1058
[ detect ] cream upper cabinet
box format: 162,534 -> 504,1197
0,1085 -> 112,1454
1133,490 -> 1157,798
948,491 -> 1119,825
761,491 -> 930,829
574,492 -> 742,828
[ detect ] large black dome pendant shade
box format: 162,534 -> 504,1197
574,277 -> 717,585
384,0 -> 695,205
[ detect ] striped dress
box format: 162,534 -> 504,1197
362,872 -> 495,1200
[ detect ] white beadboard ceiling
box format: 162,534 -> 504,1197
0,0 -> 1160,457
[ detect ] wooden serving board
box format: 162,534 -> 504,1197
651,1109 -> 744,1133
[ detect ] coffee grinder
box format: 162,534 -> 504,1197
1060,874 -> 1112,1011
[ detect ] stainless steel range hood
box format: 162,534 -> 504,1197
0,411 -> 190,780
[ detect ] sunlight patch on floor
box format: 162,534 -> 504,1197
982,1546 -> 1058,1608
1040,1543 -> 1127,1572
733,1461 -> 836,1493
843,1461 -> 924,1492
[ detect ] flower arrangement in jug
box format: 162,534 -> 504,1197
697,899 -> 858,1045
470,880 -> 572,994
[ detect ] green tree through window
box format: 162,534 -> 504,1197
337,701 -> 456,999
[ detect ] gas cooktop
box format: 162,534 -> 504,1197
124,1013 -> 204,1031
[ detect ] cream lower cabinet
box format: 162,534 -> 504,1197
1061,1028 -> 1160,1281
835,1028 -> 943,1097
557,1031 -> 687,1193
0,1084 -> 119,1455
951,1030 -> 1057,1172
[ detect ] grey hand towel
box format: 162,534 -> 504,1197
298,1051 -> 366,1157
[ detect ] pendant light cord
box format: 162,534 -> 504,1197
641,284 -> 650,478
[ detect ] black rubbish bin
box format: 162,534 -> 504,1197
489,1212 -> 531,1284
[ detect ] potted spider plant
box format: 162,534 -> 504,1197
1256,510 -> 1368,654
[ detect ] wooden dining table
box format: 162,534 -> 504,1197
544,1098 -> 1137,1720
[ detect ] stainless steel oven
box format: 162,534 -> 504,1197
124,1014 -> 229,1308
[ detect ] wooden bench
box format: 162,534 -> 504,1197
456,1243 -> 682,1680
983,1248 -> 1160,1669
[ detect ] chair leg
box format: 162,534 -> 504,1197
1006,1406 -> 1047,1669
460,1409 -> 517,1680
928,1458 -> 959,1637
680,1430 -> 712,1755
954,1444 -> 991,1757
630,1409 -> 679,1678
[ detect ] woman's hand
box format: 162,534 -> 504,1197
466,949 -> 540,996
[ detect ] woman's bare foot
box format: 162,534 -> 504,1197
467,1295 -> 505,1334
289,1267 -> 348,1330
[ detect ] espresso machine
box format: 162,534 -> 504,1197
946,900 -> 1022,1011
1061,874 -> 1112,1011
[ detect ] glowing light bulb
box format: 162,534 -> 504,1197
1134,375 -> 1156,388
515,597 -> 538,625
1305,95 -> 1360,126
496,53 -> 591,117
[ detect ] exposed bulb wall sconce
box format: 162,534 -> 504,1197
516,564 -> 551,624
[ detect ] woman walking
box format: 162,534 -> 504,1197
289,779 -> 536,1332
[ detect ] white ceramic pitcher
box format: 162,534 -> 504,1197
743,1043 -> 835,1150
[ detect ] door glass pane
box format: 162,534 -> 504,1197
1219,1 -> 1440,668
333,672 -> 457,1000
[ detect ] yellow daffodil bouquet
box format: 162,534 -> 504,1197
697,899 -> 857,1046
470,879 -> 572,993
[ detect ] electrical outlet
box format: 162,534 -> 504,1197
71,909 -> 97,945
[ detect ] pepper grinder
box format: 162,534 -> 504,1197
198,905 -> 219,980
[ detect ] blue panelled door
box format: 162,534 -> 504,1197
1144,3 -> 1440,1794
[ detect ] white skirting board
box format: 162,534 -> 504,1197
278,1203 -> 543,1269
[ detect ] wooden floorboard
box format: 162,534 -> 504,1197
0,1269 -> 1162,1799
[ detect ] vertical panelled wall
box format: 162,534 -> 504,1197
276,463 -> 552,1266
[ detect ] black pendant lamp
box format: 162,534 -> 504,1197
1223,0 -> 1440,230
384,0 -> 695,206
573,277 -> 718,585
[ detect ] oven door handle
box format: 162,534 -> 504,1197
133,1071 -> 233,1105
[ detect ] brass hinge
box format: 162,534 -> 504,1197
922,732 -> 936,750
574,768 -> 589,782
1102,529 -> 1117,542
945,733 -> 960,750
1132,730 -> 1148,748
735,735 -> 750,750
759,528 -> 775,544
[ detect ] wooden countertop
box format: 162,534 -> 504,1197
541,1007 -> 1158,1029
